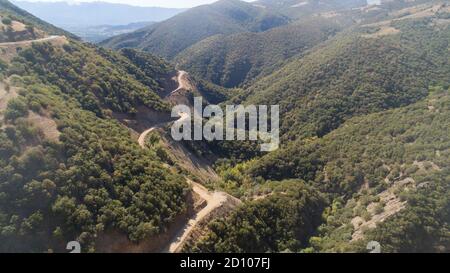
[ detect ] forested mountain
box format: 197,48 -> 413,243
1,0 -> 449,254
102,0 -> 370,88
100,0 -> 291,59
175,16 -> 350,88
239,6 -> 450,142
101,0 -> 368,60
179,0 -> 450,253
0,1 -> 195,252
174,0 -> 445,88
188,86 -> 450,253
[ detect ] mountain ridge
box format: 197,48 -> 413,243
101,0 -> 291,59
1,0 -> 449,254
11,1 -> 186,27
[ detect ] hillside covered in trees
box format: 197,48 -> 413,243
176,0 -> 450,253
173,0 -> 439,88
188,86 -> 449,253
101,0 -> 291,59
242,15 -> 450,141
0,2 -> 197,252
1,0 -> 449,254
101,0 -> 369,61
175,17 -> 345,88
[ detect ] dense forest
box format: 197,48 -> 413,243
188,86 -> 449,253
0,80 -> 188,252
178,1 -> 450,253
102,0 -> 369,60
101,0 -> 291,59
0,3 -> 192,252
11,43 -> 174,115
1,0 -> 449,253
185,181 -> 327,253
175,17 -> 345,88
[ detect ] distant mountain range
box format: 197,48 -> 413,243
9,1 -> 184,41
11,1 -> 186,27
101,0 -> 293,59
66,21 -> 156,43
102,0 -> 368,73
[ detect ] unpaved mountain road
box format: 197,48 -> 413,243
137,111 -> 190,147
0,35 -> 67,62
138,71 -> 237,253
164,181 -> 228,253
0,35 -> 62,46
138,127 -> 158,148
170,71 -> 191,96
138,70 -> 190,147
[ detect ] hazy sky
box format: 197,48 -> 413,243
17,0 -> 255,8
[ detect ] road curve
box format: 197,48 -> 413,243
0,35 -> 61,46
137,111 -> 190,148
164,181 -> 228,253
138,127 -> 158,148
170,71 -> 190,95
138,119 -> 227,253
137,71 -> 233,253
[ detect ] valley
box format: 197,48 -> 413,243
136,70 -> 240,253
0,0 -> 449,254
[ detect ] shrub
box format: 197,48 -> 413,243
1,18 -> 12,25
4,97 -> 28,120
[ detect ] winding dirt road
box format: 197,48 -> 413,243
138,127 -> 157,147
170,71 -> 190,96
137,111 -> 190,148
138,71 -> 191,147
0,35 -> 67,62
0,35 -> 61,46
164,181 -> 228,253
138,71 -> 234,253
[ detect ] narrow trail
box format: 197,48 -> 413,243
170,71 -> 190,96
137,71 -> 236,253
163,181 -> 228,253
138,127 -> 158,148
137,111 -> 190,148
138,70 -> 190,147
0,35 -> 61,46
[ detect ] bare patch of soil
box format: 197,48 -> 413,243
351,178 -> 412,242
362,26 -> 400,38
27,111 -> 60,141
